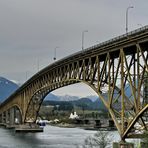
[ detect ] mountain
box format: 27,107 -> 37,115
73,97 -> 107,111
0,77 -> 19,102
45,94 -> 98,102
43,97 -> 107,111
72,97 -> 94,110
45,93 -> 60,101
93,98 -> 107,111
86,95 -> 98,102
58,95 -> 80,101
45,94 -> 80,101
0,76 -> 132,110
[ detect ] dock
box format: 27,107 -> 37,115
15,123 -> 43,132
0,123 -> 43,132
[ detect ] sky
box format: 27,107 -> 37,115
0,0 -> 148,97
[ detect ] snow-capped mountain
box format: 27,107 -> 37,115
0,77 -> 19,102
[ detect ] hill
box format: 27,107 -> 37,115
43,97 -> 107,111
0,77 -> 19,102
45,93 -> 60,101
0,76 -> 132,111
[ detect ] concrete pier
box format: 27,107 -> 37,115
0,122 -> 43,132
15,123 -> 43,132
113,142 -> 134,148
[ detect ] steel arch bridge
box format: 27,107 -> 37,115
0,26 -> 148,141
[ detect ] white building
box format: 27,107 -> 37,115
69,112 -> 79,119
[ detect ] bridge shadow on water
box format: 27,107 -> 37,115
0,126 -> 49,148
0,125 -> 99,148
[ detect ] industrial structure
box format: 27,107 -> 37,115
0,26 -> 148,142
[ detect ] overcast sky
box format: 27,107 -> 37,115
0,0 -> 148,97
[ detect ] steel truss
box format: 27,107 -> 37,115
24,43 -> 148,140
0,27 -> 148,141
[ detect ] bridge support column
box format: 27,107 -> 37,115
5,110 -> 10,124
95,120 -> 101,127
9,108 -> 15,125
2,112 -> 6,124
109,119 -> 115,127
15,107 -> 22,124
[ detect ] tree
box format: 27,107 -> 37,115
82,131 -> 112,148
140,131 -> 148,148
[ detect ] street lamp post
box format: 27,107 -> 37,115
26,71 -> 29,80
53,47 -> 59,61
126,6 -> 134,34
82,30 -> 88,50
37,59 -> 39,72
137,24 -> 142,27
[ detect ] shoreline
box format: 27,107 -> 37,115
47,123 -> 117,131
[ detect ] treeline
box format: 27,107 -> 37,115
42,98 -> 107,111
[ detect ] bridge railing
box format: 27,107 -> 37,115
85,25 -> 148,52
58,25 -> 148,63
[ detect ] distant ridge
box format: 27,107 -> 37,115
0,77 -> 19,103
0,76 -> 132,110
45,94 -> 98,102
43,97 -> 107,111
45,93 -> 60,101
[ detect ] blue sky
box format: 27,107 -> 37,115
0,0 -> 148,96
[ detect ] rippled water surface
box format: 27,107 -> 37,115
0,125 -> 121,148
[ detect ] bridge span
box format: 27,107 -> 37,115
0,26 -> 148,141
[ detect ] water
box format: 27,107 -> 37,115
0,125 -> 121,148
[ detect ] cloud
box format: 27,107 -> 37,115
0,0 -> 148,96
